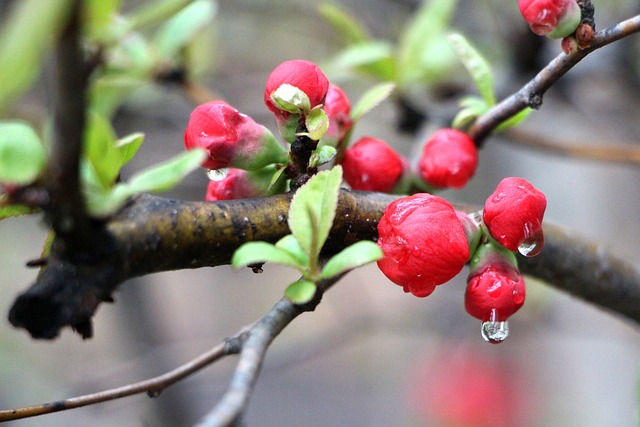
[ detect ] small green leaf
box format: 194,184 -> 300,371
0,200 -> 39,221
284,280 -> 317,304
128,0 -> 191,29
310,145 -> 337,168
396,0 -> 458,87
0,0 -> 73,109
318,3 -> 370,45
125,148 -> 206,194
451,96 -> 487,130
116,132 -> 145,166
320,241 -> 383,279
275,235 -> 310,267
447,33 -> 496,106
351,82 -> 395,122
153,0 -> 217,60
84,113 -> 120,189
84,0 -> 122,42
271,84 -> 311,115
85,149 -> 206,216
231,241 -> 306,271
288,166 -> 343,259
0,121 -> 46,185
323,41 -> 395,81
495,107 -> 534,132
303,108 -> 330,141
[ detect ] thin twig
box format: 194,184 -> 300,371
0,340 -> 233,422
469,14 -> 640,145
195,276 -> 341,427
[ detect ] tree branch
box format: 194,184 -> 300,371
8,189 -> 640,340
0,275 -> 340,423
469,14 -> 640,145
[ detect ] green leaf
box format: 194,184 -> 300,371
116,132 -> 145,166
451,96 -> 487,130
0,200 -> 39,221
275,235 -> 310,268
288,166 -> 343,259
318,3 -> 370,45
0,121 -> 46,185
351,82 -> 395,122
84,0 -> 122,42
271,84 -> 311,115
231,241 -> 306,271
84,113 -> 122,189
495,107 -> 534,132
284,280 -> 317,304
447,32 -> 495,106
323,41 -> 395,81
85,149 -> 206,216
396,0 -> 458,87
310,145 -> 337,168
128,0 -> 191,29
320,241 -> 383,279
303,108 -> 330,141
0,0 -> 73,109
153,0 -> 217,60
125,148 -> 206,194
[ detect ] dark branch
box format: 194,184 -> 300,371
469,14 -> 640,145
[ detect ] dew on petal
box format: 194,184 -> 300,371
518,228 -> 544,257
207,168 -> 229,181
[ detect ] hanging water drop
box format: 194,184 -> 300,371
480,309 -> 509,344
207,168 -> 229,181
517,229 -> 544,257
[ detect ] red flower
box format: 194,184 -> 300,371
465,263 -> 526,322
483,177 -> 547,254
518,0 -> 581,38
322,83 -> 353,146
205,169 -> 260,201
264,59 -> 329,120
377,194 -> 470,297
184,101 -> 287,171
418,128 -> 478,189
342,137 -> 405,193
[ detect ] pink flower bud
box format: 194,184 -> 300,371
322,83 -> 353,146
184,101 -> 288,171
377,194 -> 470,297
418,128 -> 478,190
483,177 -> 547,255
518,0 -> 581,39
264,60 -> 329,121
465,261 -> 526,323
342,137 -> 405,193
205,169 -> 261,201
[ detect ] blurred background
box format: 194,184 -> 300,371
1,0 -> 640,426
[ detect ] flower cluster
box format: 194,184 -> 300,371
376,177 -> 546,343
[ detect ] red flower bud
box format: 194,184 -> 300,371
418,128 -> 478,190
322,83 -> 353,146
342,137 -> 405,193
518,0 -> 581,38
483,177 -> 547,255
377,194 -> 470,297
184,101 -> 288,171
205,169 -> 260,201
465,258 -> 526,323
264,60 -> 329,121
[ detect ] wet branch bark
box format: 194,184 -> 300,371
8,190 -> 640,340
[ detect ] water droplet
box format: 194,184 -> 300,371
468,211 -> 483,227
207,168 -> 229,181
480,309 -> 509,344
518,225 -> 544,257
491,191 -> 506,203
